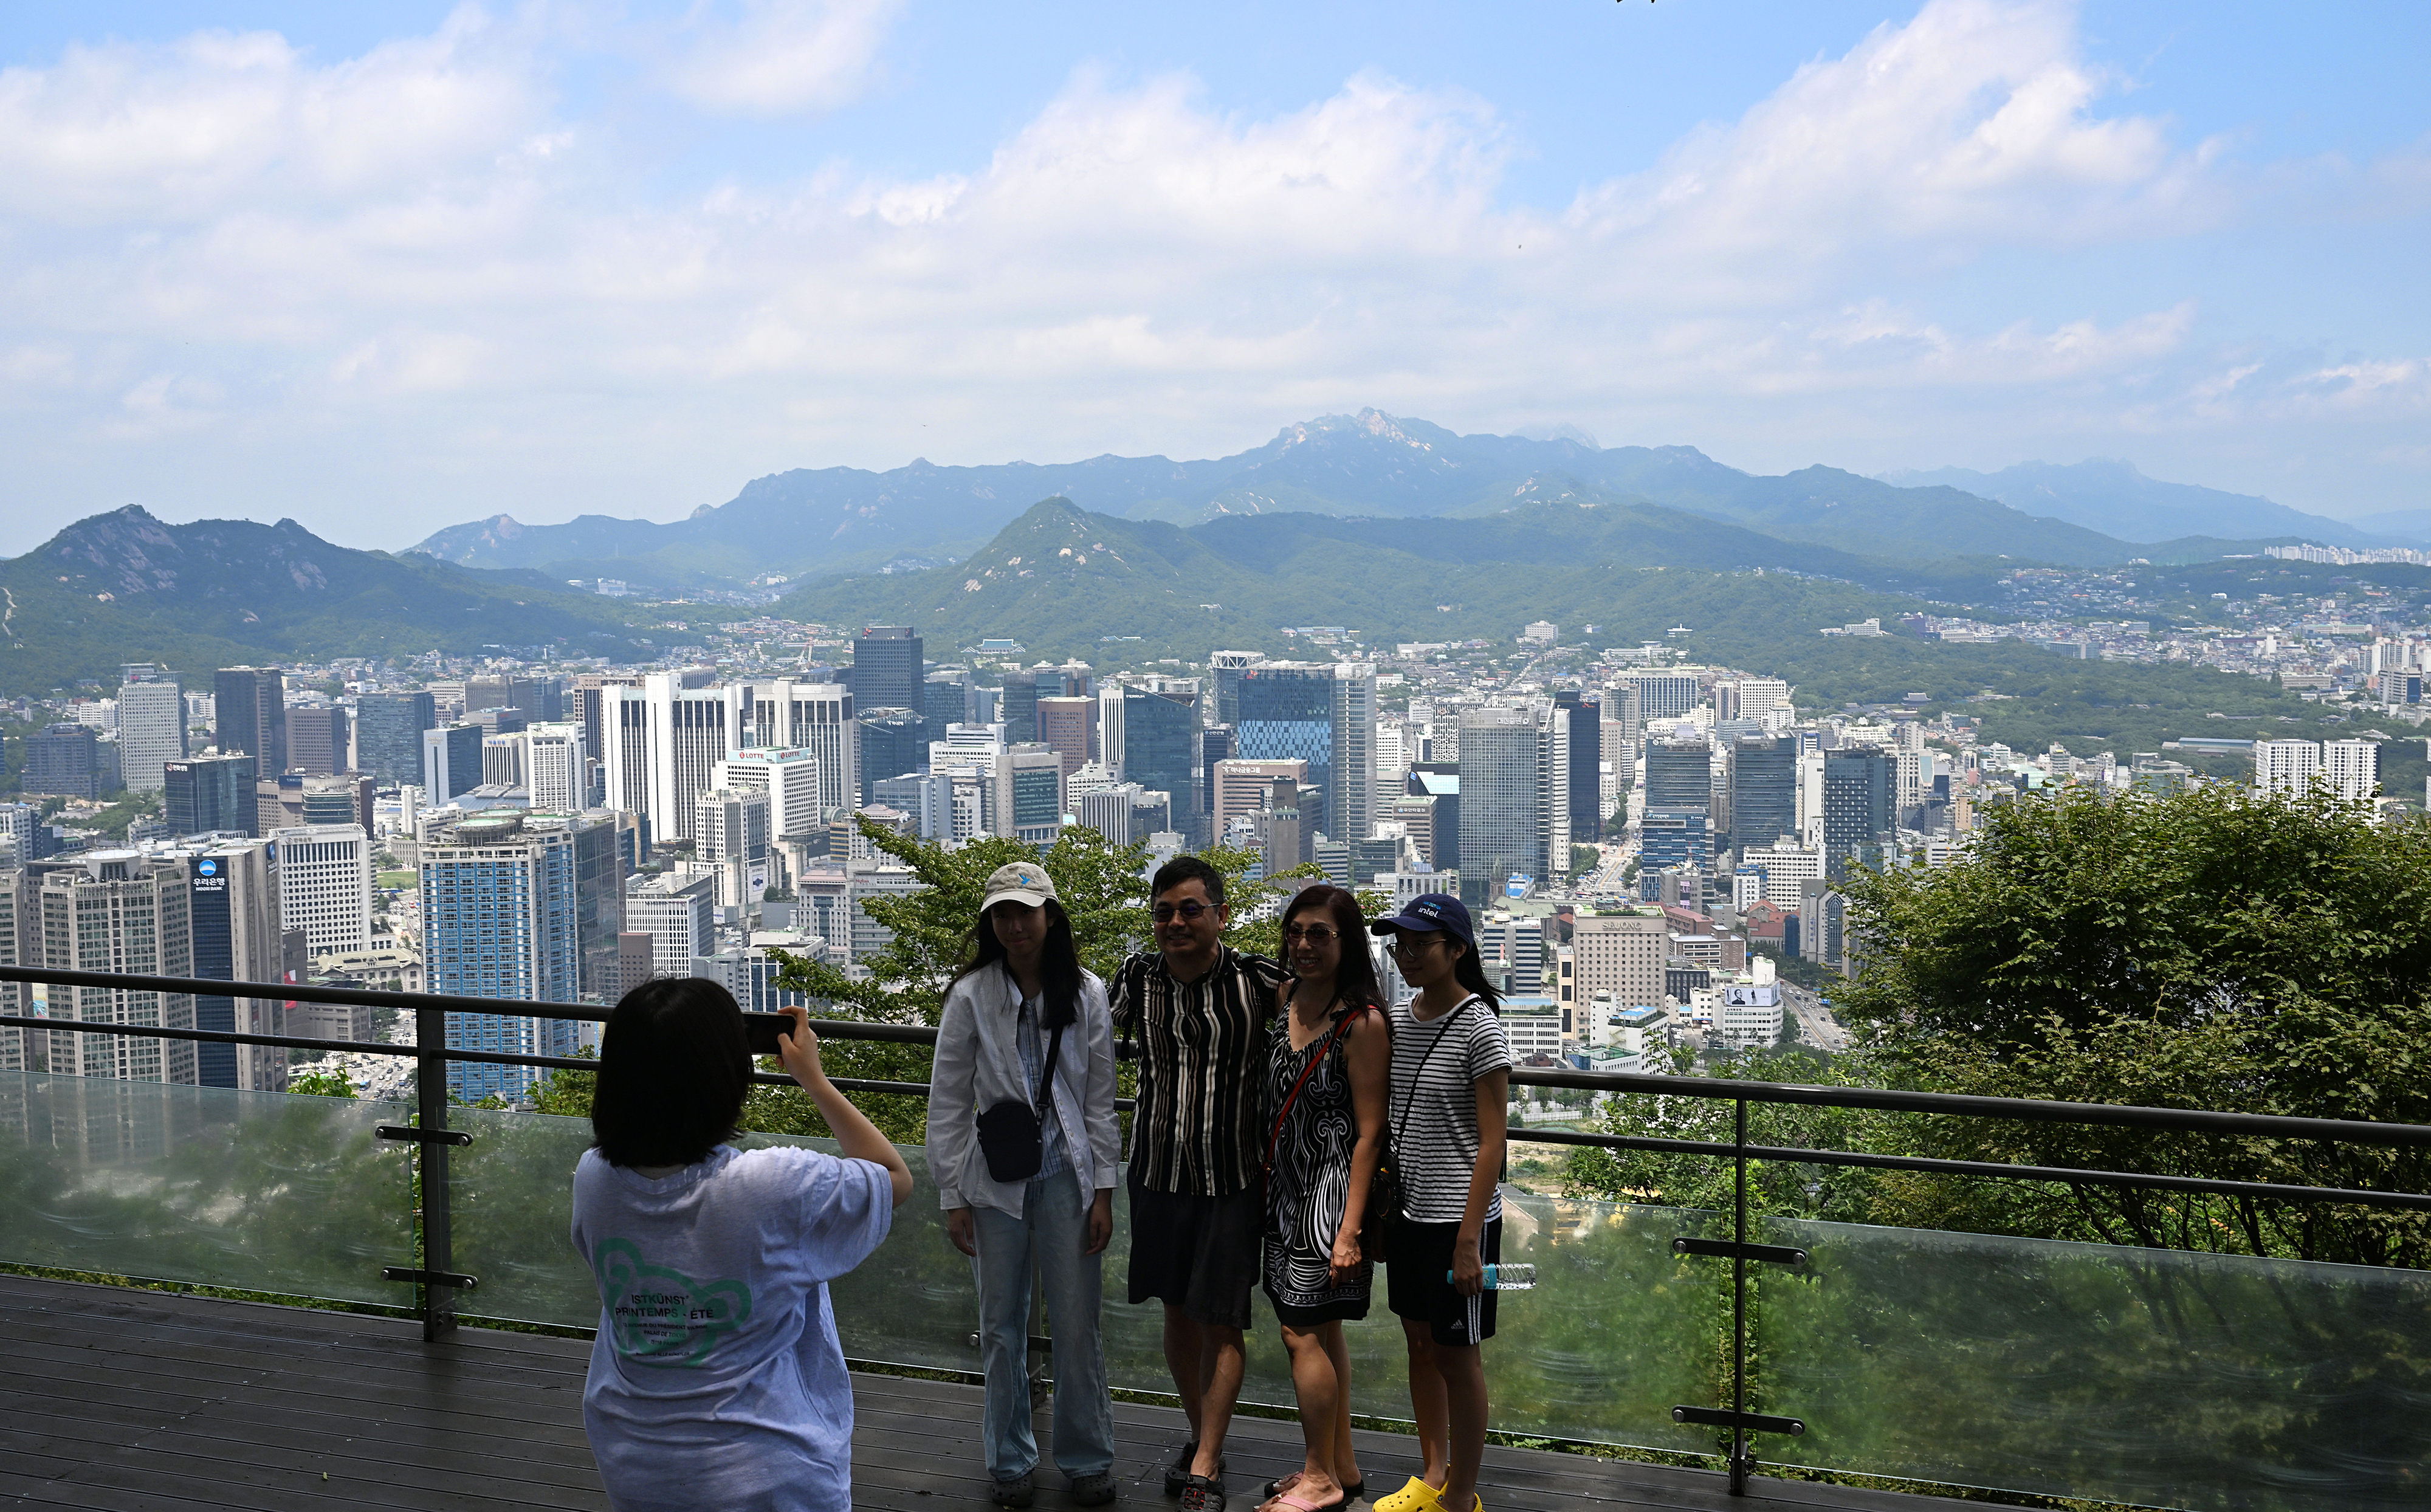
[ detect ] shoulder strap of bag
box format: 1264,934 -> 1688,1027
1263,997 -> 1366,1172
1390,997 -> 1473,1157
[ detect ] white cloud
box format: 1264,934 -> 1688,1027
0,0 -> 2422,554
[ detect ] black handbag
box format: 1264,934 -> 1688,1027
974,1016 -> 1064,1184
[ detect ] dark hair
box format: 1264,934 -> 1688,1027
1150,854 -> 1226,909
1446,935 -> 1504,1015
953,897 -> 1084,1030
591,978 -> 752,1168
1283,885 -> 1385,1015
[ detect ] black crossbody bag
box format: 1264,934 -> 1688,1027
974,1008 -> 1065,1184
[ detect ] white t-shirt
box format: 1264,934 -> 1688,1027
571,1144 -> 895,1511
1388,994 -> 1513,1225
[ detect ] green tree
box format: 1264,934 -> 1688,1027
287,1067 -> 356,1099
1836,780 -> 2431,1265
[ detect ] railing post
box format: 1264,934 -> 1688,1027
418,1005 -> 457,1340
1731,1094 -> 1749,1496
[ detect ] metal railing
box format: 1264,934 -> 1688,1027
5,961 -> 2430,1498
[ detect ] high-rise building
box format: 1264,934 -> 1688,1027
1625,673 -> 1700,723
856,707 -> 929,802
25,724 -> 102,799
1234,663 -> 1376,843
1035,697 -> 1095,780
1572,913 -> 1667,1021
1823,748 -> 1895,878
419,809 -> 599,1101
524,723 -> 586,813
355,690 -> 436,786
1555,689 -> 1602,845
1070,781 -> 1171,847
1643,737 -> 1713,814
728,679 -> 855,814
466,674 -> 563,724
163,754 -> 257,837
993,745 -> 1065,845
624,870 -> 717,980
286,706 -> 349,776
850,627 -> 925,717
2254,740 -> 2323,796
258,771 -> 374,837
115,673 -> 187,793
16,851 -> 199,1083
1213,759 -> 1308,837
1730,734 -> 1799,849
269,823 -> 373,956
422,723 -> 484,804
1456,702 -> 1567,905
1119,686 -> 1202,842
172,836 -> 292,1091
1210,651 -> 1265,727
924,668 -> 972,733
571,675 -> 640,784
213,667 -> 288,777
596,673 -> 737,847
999,670 -> 1040,745
715,747 -> 825,842
1200,726 -> 1234,828
2323,739 -> 2381,803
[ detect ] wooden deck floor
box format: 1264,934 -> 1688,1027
0,1274 -> 1978,1511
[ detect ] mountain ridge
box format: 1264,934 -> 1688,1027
1877,459 -> 2404,549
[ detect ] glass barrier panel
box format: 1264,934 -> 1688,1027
1759,1215 -> 2431,1512
0,1071 -> 415,1308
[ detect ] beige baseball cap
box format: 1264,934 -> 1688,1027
982,861 -> 1059,911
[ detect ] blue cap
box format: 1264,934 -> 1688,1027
1368,892 -> 1474,949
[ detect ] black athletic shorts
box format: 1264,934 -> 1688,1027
1127,1169 -> 1264,1330
1386,1216 -> 1502,1347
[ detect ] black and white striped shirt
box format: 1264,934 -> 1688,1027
1111,947 -> 1287,1197
1389,995 -> 1511,1224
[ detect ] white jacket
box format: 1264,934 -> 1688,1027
927,962 -> 1120,1217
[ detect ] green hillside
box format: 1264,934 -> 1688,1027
0,506 -> 679,694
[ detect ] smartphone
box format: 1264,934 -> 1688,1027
743,1011 -> 796,1057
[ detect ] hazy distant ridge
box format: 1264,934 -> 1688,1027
1877,459 -> 2405,550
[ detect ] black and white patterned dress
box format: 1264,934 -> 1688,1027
1260,1001 -> 1374,1324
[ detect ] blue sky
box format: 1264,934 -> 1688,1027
0,0 -> 2424,554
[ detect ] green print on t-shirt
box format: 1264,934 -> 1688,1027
594,1238 -> 754,1367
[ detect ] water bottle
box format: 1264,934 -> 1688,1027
1446,1263 -> 1535,1290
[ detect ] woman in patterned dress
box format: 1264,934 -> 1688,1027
1257,884 -> 1391,1512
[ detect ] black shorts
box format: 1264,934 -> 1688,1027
1127,1170 -> 1264,1330
1386,1216 -> 1502,1347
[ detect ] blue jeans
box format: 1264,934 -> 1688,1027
971,1176 -> 1115,1482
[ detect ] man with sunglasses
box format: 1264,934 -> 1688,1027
1110,854 -> 1288,1507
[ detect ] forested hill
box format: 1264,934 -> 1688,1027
0,506 -> 659,694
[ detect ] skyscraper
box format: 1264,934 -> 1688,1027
18,851 -> 199,1084
856,707 -> 929,802
728,678 -> 855,815
1235,662 -> 1375,843
1036,697 -> 1095,780
164,754 -> 258,837
850,627 -> 925,720
1120,686 -> 1203,844
419,809 -> 596,1101
1555,689 -> 1601,844
1731,734 -> 1800,849
174,836 -> 291,1091
524,723 -> 586,813
269,822 -> 373,956
999,670 -> 1040,744
715,747 -> 825,842
993,746 -> 1065,845
115,672 -> 187,793
1822,748 -> 1895,878
354,690 -> 436,786
1625,672 -> 1700,723
213,667 -> 287,778
1644,736 -> 1713,814
2323,739 -> 2381,803
596,673 -> 735,847
422,723 -> 484,804
1456,701 -> 1566,905
286,706 -> 349,776
25,724 -> 101,799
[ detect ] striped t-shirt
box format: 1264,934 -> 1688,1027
1388,994 -> 1512,1225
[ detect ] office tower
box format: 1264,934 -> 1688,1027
617,931 -> 656,998
924,668 -> 972,733
469,704 -> 528,739
1120,686 -> 1202,843
1644,736 -> 1713,814
287,706 -> 349,776
466,674 -> 562,724
1555,689 -> 1601,844
0,802 -> 41,867
729,678 -> 855,810
524,723 -> 586,812
481,734 -> 526,789
174,837 -> 291,1091
1071,781 -> 1169,847
1456,702 -> 1566,906
999,670 -> 1040,744
715,747 -> 825,843
2323,740 -> 2381,803
1715,678 -> 1791,723
1213,759 -> 1308,836
115,674 -> 187,793
625,870 -> 717,979
850,627 -> 925,715
1625,672 -> 1700,723
696,787 -> 771,865
1234,662 -> 1375,843
1096,686 -> 1126,778
1739,840 -> 1824,904
1639,809 -> 1710,872
1823,748 -> 1895,878
1033,697 -> 1095,780
1210,651 -> 1266,727
1406,767 -> 1461,870
423,723 -> 484,803
2253,740 -> 2322,796
25,724 -> 101,798
214,667 -> 287,777
1731,734 -> 1799,849
258,771 -> 374,837
419,809 -> 597,1101
856,708 -> 928,803
21,851 -> 199,1083
1201,726 -> 1234,829
594,673 -> 735,847
163,754 -> 257,837
562,806 -> 628,1003
1572,913 -> 1667,1019
355,691 -> 436,786
270,822 -> 373,955
994,745 -> 1065,845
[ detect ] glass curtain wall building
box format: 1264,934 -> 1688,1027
1731,734 -> 1800,850
1455,701 -> 1567,905
1234,663 -> 1375,845
1121,687 -> 1202,843
354,692 -> 436,787
213,667 -> 287,779
420,809 -> 597,1101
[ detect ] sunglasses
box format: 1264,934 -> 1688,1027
1283,924 -> 1340,944
1152,900 -> 1216,923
